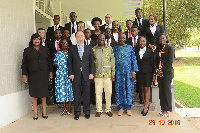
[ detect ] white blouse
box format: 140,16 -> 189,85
150,23 -> 157,36
139,46 -> 146,59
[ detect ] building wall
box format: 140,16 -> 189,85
0,0 -> 35,128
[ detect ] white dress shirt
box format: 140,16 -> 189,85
71,21 -> 77,34
42,39 -> 45,46
54,40 -> 61,51
105,38 -> 112,46
137,18 -> 143,26
150,23 -> 157,36
85,38 -> 91,45
70,33 -> 77,45
113,33 -> 118,42
139,46 -> 146,59
105,23 -> 112,29
54,24 -> 60,31
132,35 -> 138,47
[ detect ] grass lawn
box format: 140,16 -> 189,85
173,48 -> 200,108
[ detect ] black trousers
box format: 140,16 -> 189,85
72,73 -> 90,116
157,70 -> 173,111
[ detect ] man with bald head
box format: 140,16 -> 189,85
92,34 -> 115,117
100,14 -> 122,32
68,31 -> 95,120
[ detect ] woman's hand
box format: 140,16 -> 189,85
49,72 -> 53,79
131,72 -> 136,81
22,75 -> 28,83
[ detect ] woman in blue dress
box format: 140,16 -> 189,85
113,33 -> 138,116
53,38 -> 74,116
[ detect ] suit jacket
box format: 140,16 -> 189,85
155,44 -> 174,72
68,44 -> 95,82
135,47 -> 155,73
65,22 -> 78,35
46,25 -> 64,43
100,24 -> 122,32
49,41 -> 58,61
21,45 -> 53,75
85,39 -> 97,48
125,30 -> 130,39
125,37 -> 139,49
133,18 -> 149,36
110,38 -> 118,47
144,24 -> 164,47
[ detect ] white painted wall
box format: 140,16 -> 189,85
0,0 -> 35,128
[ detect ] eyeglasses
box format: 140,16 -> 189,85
61,42 -> 68,45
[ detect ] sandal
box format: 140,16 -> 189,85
67,111 -> 72,116
161,113 -> 169,117
61,110 -> 67,116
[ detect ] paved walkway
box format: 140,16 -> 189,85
0,107 -> 199,133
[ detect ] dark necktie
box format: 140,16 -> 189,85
72,23 -> 75,34
138,19 -> 141,29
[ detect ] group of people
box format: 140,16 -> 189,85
21,8 -> 174,120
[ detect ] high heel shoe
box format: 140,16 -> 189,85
33,117 -> 38,120
42,113 -> 48,119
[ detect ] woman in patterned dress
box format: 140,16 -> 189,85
53,38 -> 74,116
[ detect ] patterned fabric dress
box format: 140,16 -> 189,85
53,51 -> 74,102
113,44 -> 138,107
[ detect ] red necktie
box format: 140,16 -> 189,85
129,31 -> 131,38
57,42 -> 59,52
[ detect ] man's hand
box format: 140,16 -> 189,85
89,74 -> 94,80
69,75 -> 74,81
111,75 -> 115,81
149,44 -> 157,52
22,75 -> 28,83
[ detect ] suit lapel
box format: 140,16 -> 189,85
74,45 -> 81,60
82,44 -> 87,60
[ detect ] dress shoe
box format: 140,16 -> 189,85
74,115 -> 79,120
118,109 -> 124,116
126,110 -> 132,116
85,114 -> 90,119
33,117 -> 38,120
106,111 -> 113,117
95,112 -> 102,117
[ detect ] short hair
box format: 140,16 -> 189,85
138,36 -> 147,41
105,28 -> 111,31
77,21 -> 85,27
70,12 -> 76,15
131,25 -> 138,29
149,14 -> 157,22
29,33 -> 42,46
91,17 -> 102,25
105,14 -> 112,17
37,28 -> 45,31
135,8 -> 142,13
112,20 -> 119,25
126,20 -> 132,23
84,28 -> 91,33
75,31 -> 85,37
54,15 -> 60,19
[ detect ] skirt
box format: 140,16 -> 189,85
136,72 -> 153,87
28,70 -> 49,98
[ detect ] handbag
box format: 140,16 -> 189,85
46,78 -> 55,105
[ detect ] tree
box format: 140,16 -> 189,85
144,0 -> 200,48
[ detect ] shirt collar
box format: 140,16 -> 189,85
140,46 -> 146,51
150,23 -> 157,28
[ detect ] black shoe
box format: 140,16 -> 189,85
143,112 -> 148,116
141,109 -> 144,114
42,113 -> 48,119
33,117 -> 38,120
85,114 -> 90,119
74,115 -> 79,120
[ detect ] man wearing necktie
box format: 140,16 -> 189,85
133,8 -> 149,36
68,31 -> 94,120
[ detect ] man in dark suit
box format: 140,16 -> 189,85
46,15 -> 63,43
105,28 -> 117,47
65,12 -> 78,36
68,31 -> 95,120
84,28 -> 97,48
133,8 -> 149,36
100,14 -> 122,32
37,28 -> 47,47
126,25 -> 140,49
124,20 -> 133,39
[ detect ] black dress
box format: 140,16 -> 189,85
21,45 -> 53,98
135,47 -> 155,87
